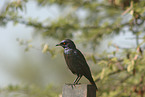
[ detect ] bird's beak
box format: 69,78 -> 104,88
56,43 -> 61,46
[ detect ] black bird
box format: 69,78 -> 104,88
56,39 -> 98,91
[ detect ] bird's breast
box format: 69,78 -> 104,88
64,49 -> 77,74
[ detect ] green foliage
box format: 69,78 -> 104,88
0,85 -> 59,97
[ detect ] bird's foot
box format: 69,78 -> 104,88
65,83 -> 81,89
72,83 -> 81,85
65,83 -> 81,85
72,83 -> 81,89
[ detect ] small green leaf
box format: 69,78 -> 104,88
28,44 -> 33,48
42,44 -> 49,53
111,57 -> 117,62
127,60 -> 134,72
108,41 -> 112,48
25,47 -> 29,52
91,55 -> 96,64
98,60 -> 108,66
100,68 -> 106,80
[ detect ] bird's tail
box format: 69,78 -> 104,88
90,80 -> 98,91
85,74 -> 98,91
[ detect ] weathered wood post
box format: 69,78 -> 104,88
62,84 -> 96,97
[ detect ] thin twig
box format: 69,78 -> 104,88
95,69 -> 126,82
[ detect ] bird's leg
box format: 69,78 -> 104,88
73,76 -> 79,84
70,76 -> 79,89
75,75 -> 82,84
71,75 -> 82,88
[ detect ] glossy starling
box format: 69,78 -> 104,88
56,39 -> 98,90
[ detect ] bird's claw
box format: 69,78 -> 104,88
65,83 -> 81,89
71,83 -> 81,89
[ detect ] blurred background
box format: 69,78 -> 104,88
0,0 -> 145,97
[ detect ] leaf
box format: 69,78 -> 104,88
25,47 -> 29,52
111,57 -> 117,62
112,51 -> 116,56
13,21 -> 18,26
129,9 -> 134,16
98,60 -> 108,66
108,41 -> 112,48
42,44 -> 49,53
100,68 -> 106,80
19,40 -> 24,45
28,44 -> 33,48
127,60 -> 134,72
91,55 -> 96,64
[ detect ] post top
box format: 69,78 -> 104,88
62,84 -> 96,97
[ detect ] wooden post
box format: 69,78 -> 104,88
62,84 -> 96,97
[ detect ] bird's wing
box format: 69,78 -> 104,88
74,49 -> 98,90
74,49 -> 92,76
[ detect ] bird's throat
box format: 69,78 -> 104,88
64,48 -> 73,55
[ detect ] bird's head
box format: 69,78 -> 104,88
56,39 -> 76,49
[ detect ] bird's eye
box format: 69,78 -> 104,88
63,42 -> 66,45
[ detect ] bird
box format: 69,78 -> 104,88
56,39 -> 98,91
